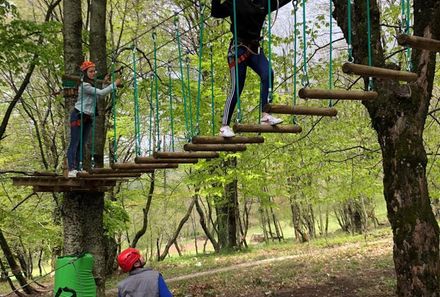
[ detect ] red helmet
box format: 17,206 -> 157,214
80,61 -> 96,72
117,248 -> 141,272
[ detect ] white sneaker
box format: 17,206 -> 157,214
219,126 -> 235,138
68,170 -> 78,177
261,113 -> 283,126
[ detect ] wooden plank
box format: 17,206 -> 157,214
264,104 -> 338,116
153,151 -> 220,159
33,185 -> 113,192
111,163 -> 179,170
184,144 -> 247,152
12,176 -> 81,187
342,63 -> 417,82
77,172 -> 142,178
89,168 -> 155,174
233,124 -> 302,134
191,136 -> 265,144
134,157 -> 198,164
397,34 -> 440,52
298,88 -> 378,101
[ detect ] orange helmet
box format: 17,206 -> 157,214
117,248 -> 141,272
80,61 -> 96,72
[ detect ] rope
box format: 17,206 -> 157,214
186,54 -> 194,137
111,60 -> 118,163
347,0 -> 354,62
152,31 -> 161,151
301,0 -> 309,87
90,78 -> 97,168
148,73 -> 154,154
174,17 -> 191,140
132,45 -> 141,156
401,0 -> 412,71
329,0 -> 334,107
78,75 -> 84,171
210,45 -> 215,136
195,3 -> 206,136
267,0 -> 273,105
366,0 -> 373,91
232,0 -> 242,123
167,64 -> 175,151
292,0 -> 298,124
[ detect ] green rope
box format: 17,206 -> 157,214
232,0 -> 242,123
132,45 -> 141,156
91,77 -> 97,168
167,64 -> 175,151
329,0 -> 334,107
152,31 -> 161,151
347,0 -> 353,62
148,74 -> 154,154
79,75 -> 84,171
366,0 -> 373,90
210,46 -> 215,136
401,0 -> 412,71
301,0 -> 309,86
267,0 -> 273,104
111,61 -> 118,163
186,54 -> 194,137
195,3 -> 205,136
292,1 -> 298,124
174,16 -> 191,140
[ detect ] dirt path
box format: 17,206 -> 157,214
106,238 -> 391,296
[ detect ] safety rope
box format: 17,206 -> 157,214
111,60 -> 118,163
292,0 -> 298,124
174,16 -> 191,140
232,0 -> 242,123
210,45 -> 215,136
186,54 -> 194,137
195,3 -> 206,136
78,75 -> 84,171
148,73 -> 154,154
90,78 -> 97,168
347,0 -> 354,62
152,31 -> 161,151
132,44 -> 141,156
167,64 -> 175,151
301,0 -> 309,86
400,0 -> 412,71
267,0 -> 273,104
329,0 -> 334,107
366,0 -> 373,90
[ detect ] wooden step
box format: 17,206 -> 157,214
153,152 -> 220,159
264,104 -> 338,116
184,143 -> 247,152
111,163 -> 179,170
134,157 -> 198,164
191,136 -> 265,144
342,63 -> 417,82
397,34 -> 440,52
89,168 -> 155,174
233,124 -> 302,134
77,172 -> 142,178
298,88 -> 378,101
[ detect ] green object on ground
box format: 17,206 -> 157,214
54,253 -> 96,297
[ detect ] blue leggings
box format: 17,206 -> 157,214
222,43 -> 274,126
67,109 -> 92,170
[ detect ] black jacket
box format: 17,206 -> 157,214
211,0 -> 292,40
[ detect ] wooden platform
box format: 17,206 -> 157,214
397,34 -> 440,52
191,136 -> 265,144
264,104 -> 338,116
111,163 -> 179,170
184,144 -> 247,152
134,157 -> 198,164
233,124 -> 302,134
153,151 -> 220,159
12,176 -> 119,192
89,168 -> 155,174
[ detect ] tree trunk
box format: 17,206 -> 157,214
194,196 -> 219,252
131,172 -> 155,247
0,230 -> 35,294
0,258 -> 25,297
333,0 -> 440,294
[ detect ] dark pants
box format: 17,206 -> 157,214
222,42 -> 274,126
67,109 -> 92,170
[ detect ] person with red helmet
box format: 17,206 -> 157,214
66,60 -> 122,177
117,248 -> 173,297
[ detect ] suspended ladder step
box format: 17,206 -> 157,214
298,88 -> 378,101
12,176 -> 117,192
134,157 -> 198,164
191,136 -> 265,144
233,124 -> 302,134
153,152 -> 220,159
111,163 -> 179,170
77,172 -> 142,179
397,34 -> 440,51
89,168 -> 155,174
184,144 -> 247,152
342,62 -> 417,82
263,104 -> 337,116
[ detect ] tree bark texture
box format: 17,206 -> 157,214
333,0 -> 440,295
194,196 -> 220,252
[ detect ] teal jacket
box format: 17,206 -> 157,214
74,82 -> 115,115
